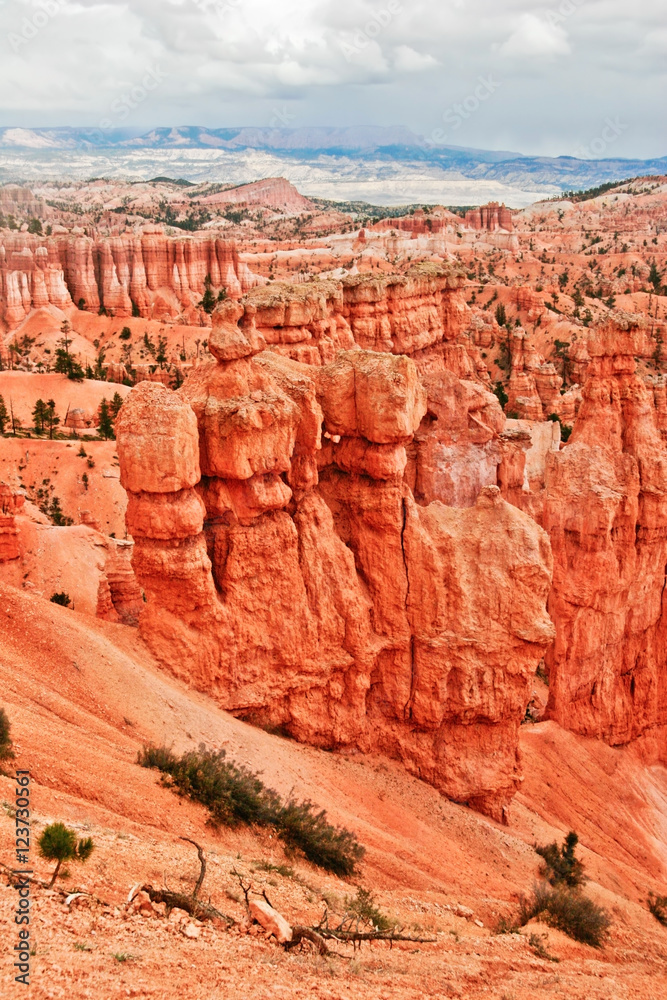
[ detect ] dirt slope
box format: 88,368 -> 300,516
0,583 -> 666,999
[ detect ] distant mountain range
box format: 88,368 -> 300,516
1,126 -> 665,206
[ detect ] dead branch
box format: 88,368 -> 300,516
179,836 -> 206,899
141,884 -> 235,925
287,926 -> 329,955
231,869 -> 252,910
316,929 -> 436,945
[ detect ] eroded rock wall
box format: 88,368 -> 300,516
116,297 -> 555,820
543,319 -> 667,760
0,230 -> 265,326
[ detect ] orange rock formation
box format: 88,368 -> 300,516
0,230 -> 265,326
465,202 -> 513,231
116,284 -> 555,821
543,316 -> 667,761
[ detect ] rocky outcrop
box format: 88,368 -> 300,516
465,203 -> 513,232
543,316 -> 667,761
116,300 -> 555,821
0,483 -> 24,561
0,230 -> 266,327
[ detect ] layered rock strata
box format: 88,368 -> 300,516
116,301 -> 555,820
0,231 -> 265,326
543,317 -> 667,760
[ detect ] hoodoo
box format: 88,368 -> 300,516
117,281 -> 555,821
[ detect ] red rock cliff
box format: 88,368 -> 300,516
0,230 -> 265,326
543,314 -> 667,762
116,296 -> 555,821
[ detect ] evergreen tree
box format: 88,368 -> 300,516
0,395 -> 8,435
98,398 -> 115,439
32,398 -> 48,434
45,399 -> 60,439
110,392 -> 124,418
38,823 -> 94,889
198,274 -> 217,314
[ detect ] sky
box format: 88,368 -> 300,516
0,0 -> 665,158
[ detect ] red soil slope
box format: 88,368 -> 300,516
0,583 -> 665,999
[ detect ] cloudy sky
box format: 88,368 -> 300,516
0,0 -> 665,157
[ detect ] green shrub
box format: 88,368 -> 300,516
535,831 -> 585,889
519,883 -> 610,948
648,892 -> 667,926
50,592 -> 72,608
138,744 -> 365,877
0,707 -> 14,762
344,887 -> 396,932
38,822 -> 94,888
277,798 -> 364,878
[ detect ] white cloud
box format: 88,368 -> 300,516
499,13 -> 571,58
393,45 -> 438,73
0,1 -> 664,157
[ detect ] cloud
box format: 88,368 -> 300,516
499,13 -> 571,58
0,1 -> 665,158
393,45 -> 438,73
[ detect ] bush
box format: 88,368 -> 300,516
38,822 -> 94,888
519,883 -> 610,948
139,744 -> 365,877
50,592 -> 72,608
648,892 -> 667,926
536,831 -> 585,889
276,798 -> 364,878
0,707 -> 14,762
119,327 -> 132,341
344,887 -> 396,932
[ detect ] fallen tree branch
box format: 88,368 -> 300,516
179,836 -> 206,900
140,884 -> 235,925
317,929 -> 437,945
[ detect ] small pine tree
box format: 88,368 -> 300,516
44,400 -> 60,440
32,398 -> 47,434
536,831 -> 585,889
110,392 -> 124,418
198,274 -> 216,314
27,217 -> 43,235
98,399 -> 115,440
0,707 -> 14,762
38,822 -> 94,888
0,395 -> 8,435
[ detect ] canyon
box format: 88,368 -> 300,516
1,175 -> 667,998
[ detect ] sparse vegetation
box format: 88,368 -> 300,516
38,822 -> 94,888
0,707 -> 15,763
344,887 -> 396,933
50,592 -> 72,607
97,398 -> 115,440
536,831 -> 585,889
518,882 -> 610,948
138,744 -> 365,877
647,891 -> 667,926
